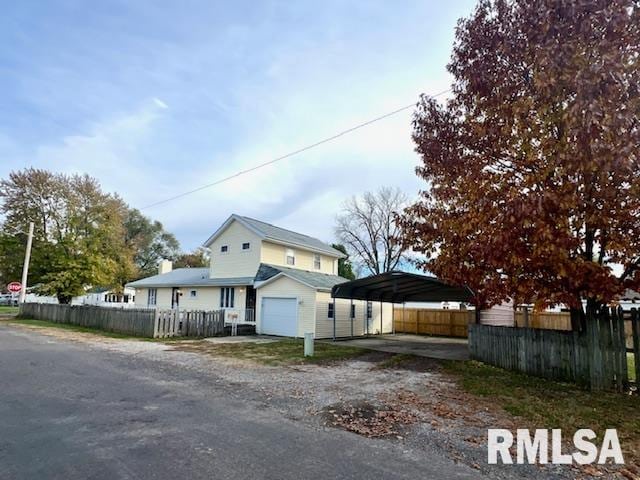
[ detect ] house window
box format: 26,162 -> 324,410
242,242 -> 250,250
148,288 -> 157,306
220,245 -> 228,253
220,287 -> 235,308
328,302 -> 334,319
190,290 -> 197,298
286,249 -> 295,266
366,301 -> 372,319
350,304 -> 356,319
314,254 -> 321,270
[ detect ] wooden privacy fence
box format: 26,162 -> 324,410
19,303 -> 156,337
19,303 -> 226,339
393,308 -> 474,337
153,309 -> 225,338
514,311 -> 571,330
469,307 -> 640,391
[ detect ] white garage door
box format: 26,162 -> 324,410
261,297 -> 298,337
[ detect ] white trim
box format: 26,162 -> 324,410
285,248 -> 296,266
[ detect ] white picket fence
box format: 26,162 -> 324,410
154,309 -> 226,338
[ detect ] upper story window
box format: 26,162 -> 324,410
286,249 -> 295,266
242,242 -> 250,250
190,290 -> 197,298
147,288 -> 157,306
313,254 -> 321,270
220,245 -> 229,253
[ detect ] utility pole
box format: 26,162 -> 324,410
19,222 -> 34,304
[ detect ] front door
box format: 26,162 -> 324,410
171,287 -> 180,308
245,286 -> 256,310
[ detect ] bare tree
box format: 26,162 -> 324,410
335,187 -> 408,276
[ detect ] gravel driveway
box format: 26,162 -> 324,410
0,323 -> 602,479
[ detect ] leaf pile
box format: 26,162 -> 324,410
323,400 -> 417,438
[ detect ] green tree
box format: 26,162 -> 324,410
0,169 -> 126,303
174,247 -> 209,269
123,208 -> 180,279
331,243 -> 356,280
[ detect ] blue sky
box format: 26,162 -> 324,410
0,0 -> 477,250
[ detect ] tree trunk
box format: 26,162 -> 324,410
569,306 -> 585,332
57,294 -> 72,304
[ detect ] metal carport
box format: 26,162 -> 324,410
330,271 -> 474,341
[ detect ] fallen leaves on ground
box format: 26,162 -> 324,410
323,401 -> 418,438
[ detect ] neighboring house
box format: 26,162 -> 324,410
81,286 -> 136,308
126,214 -> 393,338
23,286 -> 136,307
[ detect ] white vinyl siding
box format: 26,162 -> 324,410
256,276 -> 316,337
260,241 -> 339,274
314,293 -> 393,339
209,220 -> 262,278
133,286 -> 247,311
480,301 -> 515,326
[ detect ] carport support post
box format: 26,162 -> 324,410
350,298 -> 353,338
402,302 -> 406,333
380,301 -> 383,335
364,299 -> 368,335
332,297 -> 336,341
392,303 -> 395,335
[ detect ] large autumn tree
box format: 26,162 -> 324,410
0,169 -> 180,302
399,0 -> 640,330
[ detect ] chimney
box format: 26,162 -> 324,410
158,259 -> 173,275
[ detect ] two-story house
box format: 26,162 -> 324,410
126,214 -> 393,338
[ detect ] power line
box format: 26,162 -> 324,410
140,87 -> 452,210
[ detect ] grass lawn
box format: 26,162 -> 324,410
0,306 -> 19,315
174,338 -> 369,365
3,318 -> 150,340
445,360 -> 640,460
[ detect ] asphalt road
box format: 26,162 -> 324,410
0,324 -> 481,480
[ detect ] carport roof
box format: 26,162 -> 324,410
331,271 -> 474,303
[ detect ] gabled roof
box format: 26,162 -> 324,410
203,214 -> 346,258
254,263 -> 350,292
126,268 -> 254,288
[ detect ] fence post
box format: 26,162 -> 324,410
632,309 -> 640,386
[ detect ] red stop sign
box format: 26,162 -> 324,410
7,282 -> 22,293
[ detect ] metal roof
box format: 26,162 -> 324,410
255,263 -> 350,291
203,214 -> 346,258
126,268 -> 254,288
331,271 -> 474,303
